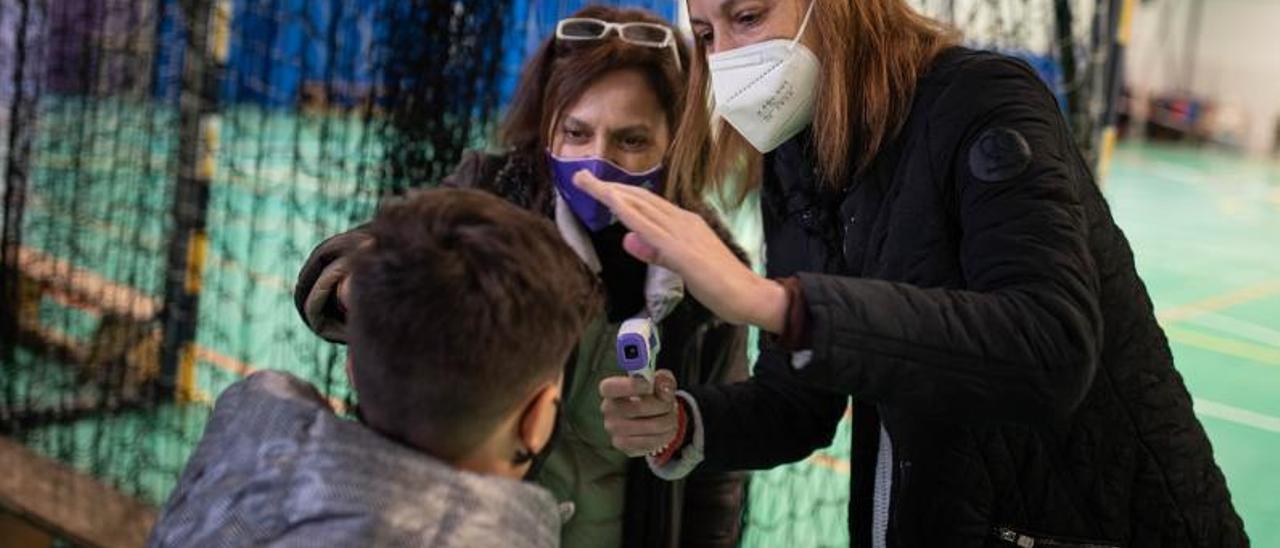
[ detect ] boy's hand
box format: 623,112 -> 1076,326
296,228 -> 373,343
600,369 -> 680,457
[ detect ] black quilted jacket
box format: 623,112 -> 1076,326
684,48 -> 1246,547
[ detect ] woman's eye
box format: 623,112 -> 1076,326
734,11 -> 762,27
564,128 -> 589,142
621,136 -> 650,150
696,29 -> 713,43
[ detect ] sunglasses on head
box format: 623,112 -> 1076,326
555,18 -> 683,72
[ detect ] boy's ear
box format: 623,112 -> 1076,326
518,378 -> 562,457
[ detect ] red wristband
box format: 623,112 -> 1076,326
765,276 -> 811,351
651,399 -> 687,467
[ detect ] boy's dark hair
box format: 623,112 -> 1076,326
347,188 -> 601,458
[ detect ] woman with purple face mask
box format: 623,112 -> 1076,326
292,6 -> 748,548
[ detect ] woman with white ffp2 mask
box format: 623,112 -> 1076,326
582,0 -> 1246,547
706,0 -> 818,152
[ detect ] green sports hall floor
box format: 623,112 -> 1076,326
9,106 -> 1279,546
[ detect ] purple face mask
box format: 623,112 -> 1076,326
548,151 -> 664,232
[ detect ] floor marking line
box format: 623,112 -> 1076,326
194,346 -> 258,377
1182,311 -> 1280,350
1194,398 -> 1280,434
27,191 -> 296,296
1164,326 -> 1280,366
194,345 -> 348,414
809,453 -> 851,475
1138,161 -> 1213,188
804,395 -> 1280,475
1157,279 -> 1280,325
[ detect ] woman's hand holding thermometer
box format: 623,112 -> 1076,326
601,317 -> 681,457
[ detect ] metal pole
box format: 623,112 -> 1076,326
1182,0 -> 1206,93
1,0 -> 38,426
1054,0 -> 1083,139
159,0 -> 229,401
1095,0 -> 1135,185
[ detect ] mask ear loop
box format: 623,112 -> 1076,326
788,0 -> 817,52
515,397 -> 562,463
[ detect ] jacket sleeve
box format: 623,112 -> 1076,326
792,57 -> 1102,426
293,150 -> 491,342
647,213 -> 847,477
683,349 -> 849,472
439,149 -> 492,190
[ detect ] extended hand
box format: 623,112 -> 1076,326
572,170 -> 788,332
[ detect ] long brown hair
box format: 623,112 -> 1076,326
669,0 -> 958,207
499,6 -> 689,162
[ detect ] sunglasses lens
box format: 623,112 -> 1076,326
619,24 -> 670,46
559,19 -> 608,39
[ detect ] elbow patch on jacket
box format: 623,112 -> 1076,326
968,127 -> 1032,183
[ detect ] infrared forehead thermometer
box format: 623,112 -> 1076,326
617,317 -> 660,393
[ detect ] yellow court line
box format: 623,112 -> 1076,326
195,345 -> 258,377
1164,326 -> 1280,367
1157,279 -> 1280,326
803,407 -> 856,474
195,345 -> 348,414
809,453 -> 851,475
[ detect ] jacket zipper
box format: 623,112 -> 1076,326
871,425 -> 893,548
994,526 -> 1121,548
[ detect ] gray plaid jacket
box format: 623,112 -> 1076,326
148,370 -> 563,548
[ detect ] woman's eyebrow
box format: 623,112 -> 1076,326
608,124 -> 652,136
561,116 -> 590,130
691,0 -> 744,26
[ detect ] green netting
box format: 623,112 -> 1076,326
1,0 -> 512,507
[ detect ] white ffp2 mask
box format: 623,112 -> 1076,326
707,1 -> 819,153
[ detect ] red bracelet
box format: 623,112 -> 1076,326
651,400 -> 687,467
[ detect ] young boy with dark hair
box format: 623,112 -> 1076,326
148,188 -> 602,548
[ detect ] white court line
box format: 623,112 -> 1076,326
1183,311 -> 1280,350
1194,398 -> 1280,434
1129,157 -> 1274,190
1136,162 -> 1209,187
